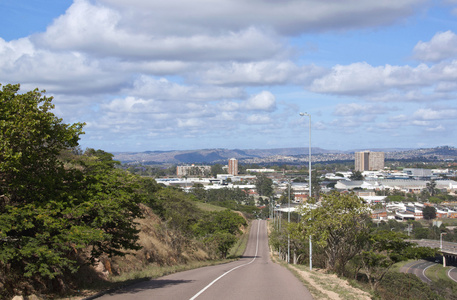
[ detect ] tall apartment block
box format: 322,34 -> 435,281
355,151 -> 385,171
176,165 -> 211,177
228,158 -> 238,175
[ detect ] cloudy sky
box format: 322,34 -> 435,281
1,0 -> 457,152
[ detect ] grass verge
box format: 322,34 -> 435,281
425,264 -> 455,283
270,252 -> 372,300
229,221 -> 250,258
390,259 -> 416,273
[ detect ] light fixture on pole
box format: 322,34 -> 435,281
299,112 -> 312,271
440,232 -> 447,250
288,178 -> 291,264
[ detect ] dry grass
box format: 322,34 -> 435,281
57,204 -> 250,300
270,252 -> 372,300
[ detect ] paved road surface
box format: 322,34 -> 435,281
95,220 -> 313,300
448,267 -> 457,283
400,260 -> 434,283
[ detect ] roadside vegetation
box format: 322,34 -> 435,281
0,84 -> 251,299
3,84 -> 457,299
269,191 -> 447,299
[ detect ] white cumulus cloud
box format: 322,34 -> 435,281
244,91 -> 277,111
413,30 -> 457,62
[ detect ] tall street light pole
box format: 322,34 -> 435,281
287,176 -> 299,264
440,232 -> 447,250
300,112 -> 312,271
288,179 -> 291,263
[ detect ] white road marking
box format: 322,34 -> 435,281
189,220 -> 261,300
422,263 -> 433,283
448,267 -> 457,283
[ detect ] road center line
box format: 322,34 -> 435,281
189,220 -> 261,300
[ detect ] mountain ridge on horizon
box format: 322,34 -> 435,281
111,146 -> 453,164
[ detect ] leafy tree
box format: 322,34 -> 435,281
211,164 -> 225,177
378,272 -> 440,300
357,230 -> 436,291
311,171 -> 322,200
297,192 -> 370,274
255,174 -> 274,197
426,179 -> 437,197
279,184 -> 294,205
151,188 -> 202,234
0,84 -> 142,296
192,210 -> 246,259
386,195 -> 405,202
200,187 -> 256,211
428,196 -> 443,204
413,227 -> 431,239
193,210 -> 246,237
422,206 -> 436,220
350,170 -> 364,180
205,232 -> 237,259
71,149 -> 144,259
1,84 -> 85,292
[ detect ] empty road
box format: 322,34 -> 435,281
95,220 -> 313,299
401,260 -> 434,283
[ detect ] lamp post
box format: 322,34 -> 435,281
288,179 -> 291,263
440,232 -> 447,250
300,112 -> 312,271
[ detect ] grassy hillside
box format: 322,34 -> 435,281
62,203 -> 249,299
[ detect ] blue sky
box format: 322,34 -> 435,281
1,0 -> 457,152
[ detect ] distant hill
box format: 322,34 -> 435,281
113,147 -> 336,164
112,146 -> 457,164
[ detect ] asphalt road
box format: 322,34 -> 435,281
400,260 -> 434,283
448,267 -> 457,283
95,220 -> 313,300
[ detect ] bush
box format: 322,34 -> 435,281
377,272 -> 440,300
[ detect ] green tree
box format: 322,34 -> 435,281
255,174 -> 273,197
151,188 -> 202,234
1,84 -> 85,292
205,232 -> 237,258
386,195 -> 405,202
279,184 -> 294,205
211,164 -> 225,177
378,272 -> 440,300
193,210 -> 246,236
358,230 -> 436,291
426,180 -> 437,197
193,210 -> 246,259
298,192 -> 370,274
0,85 -> 143,296
311,171 -> 321,200
73,149 -> 144,259
422,206 -> 436,220
350,170 -> 364,180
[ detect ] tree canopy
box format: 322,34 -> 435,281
350,170 -> 364,180
0,84 -> 143,296
255,174 -> 274,197
358,230 -> 437,291
298,191 -> 370,274
422,206 -> 437,220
